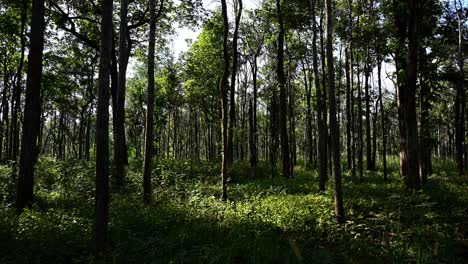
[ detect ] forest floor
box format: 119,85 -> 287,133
0,157 -> 467,263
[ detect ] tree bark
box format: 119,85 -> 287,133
11,0 -> 28,161
143,0 -> 158,205
1,52 -> 9,161
311,0 -> 327,191
277,0 -> 292,178
455,1 -> 465,176
113,0 -> 130,187
227,0 -> 242,167
326,0 -> 345,224
395,0 -> 420,189
93,0 -> 113,252
377,56 -> 387,181
220,0 -> 230,200
364,49 -> 373,171
16,0 -> 45,213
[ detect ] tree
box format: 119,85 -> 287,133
15,0 -> 45,212
310,0 -> 327,191
454,0 -> 465,176
227,0 -> 243,166
93,0 -> 113,252
113,0 -> 130,187
143,0 -> 158,205
276,0 -> 292,178
220,0 -> 230,200
326,0 -> 344,223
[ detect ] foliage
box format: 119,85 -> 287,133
1,158 -> 467,263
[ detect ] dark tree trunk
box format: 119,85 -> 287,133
345,46 -> 352,170
404,0 -> 420,189
16,0 -> 45,213
1,53 -> 9,161
93,0 -> 113,252
143,0 -> 158,205
270,90 -> 279,176
220,0 -> 230,201
419,49 -> 431,184
11,0 -> 28,161
227,0 -> 242,166
277,0 -> 292,178
312,0 -> 327,191
326,0 -> 345,224
249,55 -> 258,167
113,0 -> 130,187
455,4 -> 465,176
364,49 -> 373,171
377,56 -> 387,181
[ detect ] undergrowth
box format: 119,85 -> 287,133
0,157 -> 467,263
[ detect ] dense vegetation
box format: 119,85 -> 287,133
1,158 -> 468,263
0,0 -> 467,262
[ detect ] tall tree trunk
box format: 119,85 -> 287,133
377,56 -> 387,181
12,0 -> 28,161
277,0 -> 292,178
364,49 -> 373,170
326,0 -> 345,224
397,0 -> 420,189
345,46 -> 352,170
312,0 -> 327,191
419,49 -> 431,185
270,89 -> 279,176
348,0 -> 356,179
1,53 -> 9,161
93,0 -> 113,252
455,1 -> 465,176
249,54 -> 258,167
220,0 -> 230,201
113,0 -> 130,187
16,0 -> 45,213
143,0 -> 157,205
227,0 -> 242,167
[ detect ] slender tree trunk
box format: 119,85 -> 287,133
326,0 -> 345,224
348,0 -> 356,179
16,0 -> 45,213
364,49 -> 373,171
455,2 -> 465,176
227,0 -> 242,167
1,53 -> 9,161
311,0 -> 327,191
93,0 -> 113,252
11,0 -> 28,161
345,46 -> 352,170
419,50 -> 431,185
113,0 -> 130,187
277,0 -> 292,178
220,0 -> 230,200
249,55 -> 258,167
377,56 -> 387,181
143,0 -> 157,205
270,89 -> 279,176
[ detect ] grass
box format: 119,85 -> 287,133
0,157 -> 467,263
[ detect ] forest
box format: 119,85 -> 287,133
0,0 -> 467,262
